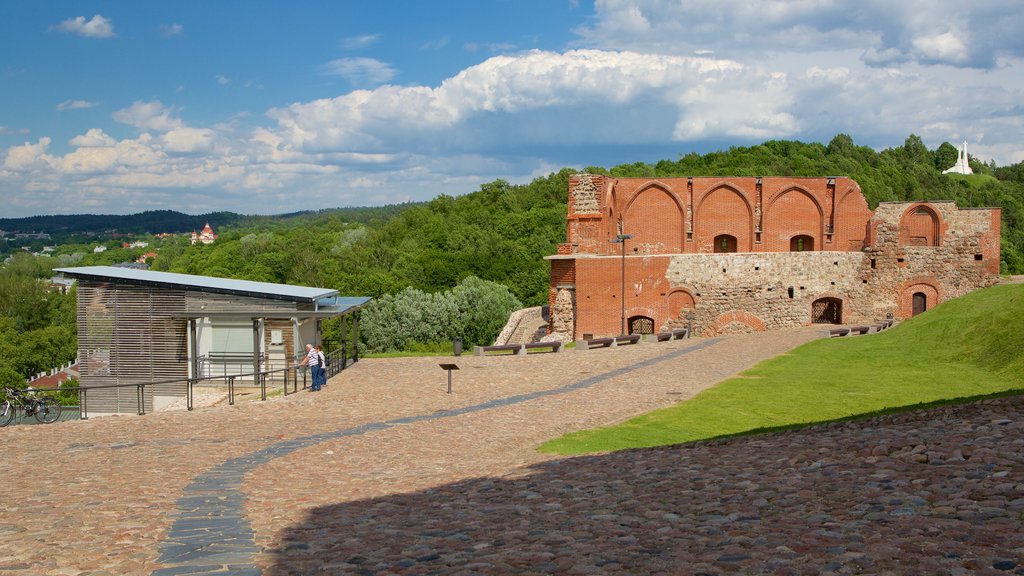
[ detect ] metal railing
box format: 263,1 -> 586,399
15,345 -> 357,423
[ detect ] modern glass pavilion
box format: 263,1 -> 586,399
55,266 -> 370,415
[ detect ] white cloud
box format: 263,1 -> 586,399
321,57 -> 397,85
160,23 -> 184,36
162,128 -> 215,153
54,14 -> 115,39
3,137 -> 54,171
216,75 -> 231,86
69,128 -> 116,147
575,0 -> 1024,69
57,99 -> 98,111
275,50 -> 763,152
112,100 -> 185,132
339,34 -> 381,50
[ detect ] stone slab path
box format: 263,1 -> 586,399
1,328 -> 1021,575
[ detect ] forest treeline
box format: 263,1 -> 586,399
2,133 -> 1023,372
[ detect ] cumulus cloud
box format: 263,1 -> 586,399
321,57 -> 397,85
575,0 -> 1024,69
3,138 -> 54,171
57,99 -> 98,111
162,127 -> 215,153
69,128 -> 116,147
54,14 -> 115,38
112,100 -> 185,132
216,75 -> 231,85
276,50 -> 767,152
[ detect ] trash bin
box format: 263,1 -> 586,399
453,337 -> 463,356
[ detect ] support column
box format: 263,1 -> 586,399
252,319 -> 261,379
339,314 -> 348,369
353,311 -> 360,362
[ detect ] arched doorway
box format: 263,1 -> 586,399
912,292 -> 927,316
790,235 -> 814,252
714,234 -> 737,253
811,297 -> 842,324
628,315 -> 655,334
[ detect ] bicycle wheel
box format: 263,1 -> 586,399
34,398 -> 61,424
0,401 -> 14,427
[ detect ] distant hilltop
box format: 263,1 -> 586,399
0,210 -> 243,236
0,204 -> 420,236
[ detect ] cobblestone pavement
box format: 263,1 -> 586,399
2,329 -> 1021,575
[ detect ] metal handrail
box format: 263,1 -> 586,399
13,344 -> 356,422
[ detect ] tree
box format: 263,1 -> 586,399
934,141 -> 959,171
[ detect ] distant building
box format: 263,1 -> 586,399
137,251 -> 158,264
49,276 -> 76,294
191,223 -> 218,245
943,141 -> 974,175
14,232 -> 51,240
27,361 -> 79,390
93,245 -> 107,253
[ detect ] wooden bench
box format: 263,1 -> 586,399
575,336 -> 615,351
472,344 -> 524,356
850,326 -> 871,335
827,328 -> 850,338
615,334 -> 642,345
652,327 -> 689,342
523,341 -> 565,353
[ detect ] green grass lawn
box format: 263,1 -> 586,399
539,283 -> 1024,455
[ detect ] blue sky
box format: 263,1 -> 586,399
2,1 -> 1023,218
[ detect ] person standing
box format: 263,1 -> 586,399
300,343 -> 322,391
315,345 -> 328,387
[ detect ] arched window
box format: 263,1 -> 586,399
714,234 -> 737,253
912,292 -> 927,316
790,235 -> 814,252
900,206 -> 941,247
628,315 -> 655,334
811,297 -> 842,324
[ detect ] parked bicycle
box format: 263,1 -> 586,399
1,388 -> 62,426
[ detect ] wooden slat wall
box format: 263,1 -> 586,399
78,280 -> 188,414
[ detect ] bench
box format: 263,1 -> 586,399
652,327 -> 689,342
615,334 -> 642,345
522,341 -> 565,353
827,328 -> 850,338
575,336 -> 615,351
850,326 -> 871,335
472,344 -> 525,356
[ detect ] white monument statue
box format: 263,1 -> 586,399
942,141 -> 973,175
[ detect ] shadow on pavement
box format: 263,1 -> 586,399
265,397 -> 1024,575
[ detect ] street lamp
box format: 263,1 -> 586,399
610,233 -> 632,336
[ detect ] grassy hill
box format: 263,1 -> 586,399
539,283 -> 1024,454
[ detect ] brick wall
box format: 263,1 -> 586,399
549,176 -> 1001,339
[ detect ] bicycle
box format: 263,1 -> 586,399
1,388 -> 62,427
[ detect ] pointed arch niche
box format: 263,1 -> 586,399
695,185 -> 753,252
764,187 -> 823,252
899,204 -> 943,247
622,183 -> 684,253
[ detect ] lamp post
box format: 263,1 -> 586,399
610,233 -> 632,336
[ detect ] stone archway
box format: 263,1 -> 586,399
811,297 -> 842,324
628,315 -> 655,335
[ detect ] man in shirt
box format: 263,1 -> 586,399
300,343 -> 322,391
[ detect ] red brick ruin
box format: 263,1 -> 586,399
548,175 -> 1001,339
